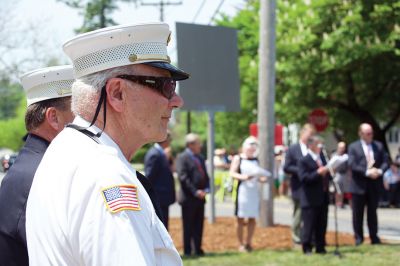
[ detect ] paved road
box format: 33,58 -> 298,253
170,197 -> 400,242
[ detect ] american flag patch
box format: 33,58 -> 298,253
101,184 -> 140,213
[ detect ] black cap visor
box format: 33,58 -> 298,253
144,62 -> 189,81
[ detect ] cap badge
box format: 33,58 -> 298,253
57,88 -> 72,96
128,54 -> 138,62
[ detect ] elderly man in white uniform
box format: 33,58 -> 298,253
26,23 -> 189,265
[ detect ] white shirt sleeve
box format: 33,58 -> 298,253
69,161 -> 156,266
77,193 -> 154,266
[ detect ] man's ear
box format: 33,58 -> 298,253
45,107 -> 59,131
106,78 -> 124,113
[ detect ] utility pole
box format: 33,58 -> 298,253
140,0 -> 182,22
257,0 -> 276,227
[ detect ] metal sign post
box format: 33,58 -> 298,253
258,0 -> 276,227
207,111 -> 216,223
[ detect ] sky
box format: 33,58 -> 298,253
2,0 -> 246,75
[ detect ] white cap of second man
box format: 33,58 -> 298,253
20,65 -> 74,106
62,23 -> 189,80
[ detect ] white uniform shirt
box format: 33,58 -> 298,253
26,116 -> 182,266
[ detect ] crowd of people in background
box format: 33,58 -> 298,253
143,121 -> 399,256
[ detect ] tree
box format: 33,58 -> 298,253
0,98 -> 27,151
59,0 -> 140,33
59,0 -> 118,33
217,0 -> 399,152
0,79 -> 23,120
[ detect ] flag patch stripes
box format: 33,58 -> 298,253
101,184 -> 140,213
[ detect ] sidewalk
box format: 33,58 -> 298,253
170,196 -> 400,243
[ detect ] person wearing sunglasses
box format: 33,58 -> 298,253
26,23 -> 189,266
348,123 -> 389,246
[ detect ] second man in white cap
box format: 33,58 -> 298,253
0,65 -> 74,265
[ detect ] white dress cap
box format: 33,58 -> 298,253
63,22 -> 189,80
20,65 -> 74,106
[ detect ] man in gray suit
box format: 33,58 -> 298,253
176,133 -> 210,256
348,123 -> 389,245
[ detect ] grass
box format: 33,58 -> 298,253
182,244 -> 400,266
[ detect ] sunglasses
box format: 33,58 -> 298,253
117,75 -> 177,99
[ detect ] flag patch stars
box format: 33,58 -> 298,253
101,184 -> 140,213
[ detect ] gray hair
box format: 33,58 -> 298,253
307,135 -> 323,146
71,65 -> 135,117
185,133 -> 200,146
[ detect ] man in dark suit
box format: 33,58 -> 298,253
284,123 -> 315,244
0,66 -> 74,266
144,132 -> 176,230
176,133 -> 210,256
348,123 -> 389,245
298,135 -> 330,254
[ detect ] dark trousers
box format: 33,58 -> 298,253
352,193 -> 379,243
160,205 -> 170,230
182,202 -> 205,255
301,205 -> 328,253
388,183 -> 400,206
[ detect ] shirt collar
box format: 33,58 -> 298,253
360,139 -> 372,147
185,147 -> 195,157
307,149 -> 319,161
72,115 -> 123,156
154,143 -> 165,154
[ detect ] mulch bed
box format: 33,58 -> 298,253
168,217 -> 356,252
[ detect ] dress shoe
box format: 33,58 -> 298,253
303,250 -> 312,256
195,250 -> 205,256
316,249 -> 327,255
355,238 -> 363,246
371,238 -> 381,245
245,244 -> 253,252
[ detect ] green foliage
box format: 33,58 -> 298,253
0,79 -> 24,120
183,244 -> 400,266
217,0 -> 400,148
130,143 -> 152,164
0,98 -> 27,151
59,0 -> 141,33
59,0 -> 119,33
211,3 -> 261,149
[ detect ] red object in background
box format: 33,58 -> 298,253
249,123 -> 283,145
308,109 -> 329,132
275,124 -> 283,145
250,123 -> 258,137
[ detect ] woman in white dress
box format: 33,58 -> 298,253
229,136 -> 269,252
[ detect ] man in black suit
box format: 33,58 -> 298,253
0,66 -> 74,266
144,132 -> 176,230
348,123 -> 389,245
284,123 -> 315,244
176,133 -> 210,256
298,135 -> 330,254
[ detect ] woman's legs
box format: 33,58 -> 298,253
246,218 -> 256,251
237,218 -> 245,250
